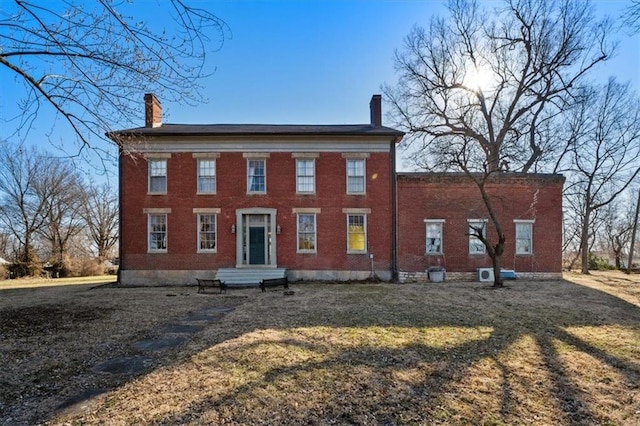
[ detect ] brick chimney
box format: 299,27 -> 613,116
144,93 -> 162,128
370,94 -> 382,127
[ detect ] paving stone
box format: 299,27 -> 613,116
134,336 -> 187,352
183,313 -> 220,322
56,388 -> 107,413
204,306 -> 235,314
161,324 -> 204,334
92,356 -> 153,375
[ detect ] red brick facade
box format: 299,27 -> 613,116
397,173 -> 564,278
120,150 -> 396,280
113,94 -> 565,284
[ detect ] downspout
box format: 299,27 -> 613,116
391,139 -> 398,282
117,145 -> 124,285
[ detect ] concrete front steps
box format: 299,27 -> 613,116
215,268 -> 287,287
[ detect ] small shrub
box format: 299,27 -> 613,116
67,258 -> 105,277
8,261 -> 42,278
588,253 -> 613,271
0,264 -> 7,280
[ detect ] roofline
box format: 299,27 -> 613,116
106,124 -> 405,140
397,171 -> 565,183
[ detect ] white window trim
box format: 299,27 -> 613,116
341,153 -> 370,159
467,219 -> 488,255
197,213 -> 217,253
196,158 -> 217,195
147,158 -> 167,195
292,207 -> 321,214
295,158 -> 316,194
296,213 -> 317,253
147,213 -> 168,253
246,158 -> 267,194
143,153 -> 172,159
346,213 -> 367,254
192,152 -> 220,159
514,219 -> 535,255
345,158 -> 366,195
424,219 -> 445,255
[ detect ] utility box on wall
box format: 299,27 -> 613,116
428,266 -> 446,282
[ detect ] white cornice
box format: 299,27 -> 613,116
122,136 -> 393,154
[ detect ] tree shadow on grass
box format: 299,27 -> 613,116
11,278 -> 640,424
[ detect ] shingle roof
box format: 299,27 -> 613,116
108,123 -> 405,138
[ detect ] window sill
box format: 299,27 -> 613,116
147,192 -> 167,196
425,252 -> 444,256
148,250 -> 167,254
297,250 -> 317,254
196,192 -> 217,196
197,250 -> 217,254
347,251 -> 367,255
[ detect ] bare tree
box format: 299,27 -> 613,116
628,186 -> 640,273
598,199 -> 635,270
623,0 -> 640,33
0,231 -> 9,260
36,161 -> 85,276
81,182 -> 118,262
0,143 -> 51,275
562,79 -> 640,274
385,0 -> 613,286
0,1 -> 228,166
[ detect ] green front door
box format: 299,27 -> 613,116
249,226 -> 266,265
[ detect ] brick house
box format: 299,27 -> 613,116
109,94 -> 564,285
397,173 -> 564,282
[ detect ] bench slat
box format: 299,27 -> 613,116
197,278 -> 227,294
259,277 -> 289,292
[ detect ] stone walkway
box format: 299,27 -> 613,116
56,303 -> 236,416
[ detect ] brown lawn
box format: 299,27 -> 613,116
1,271 -> 638,425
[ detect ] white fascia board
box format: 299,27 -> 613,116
122,136 -> 393,154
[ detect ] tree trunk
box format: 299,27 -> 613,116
627,189 -> 640,274
580,207 -> 591,274
492,235 -> 506,288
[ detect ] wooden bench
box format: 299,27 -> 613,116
197,278 -> 227,294
260,276 -> 289,292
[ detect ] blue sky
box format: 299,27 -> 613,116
170,0 -> 640,126
1,0 -> 638,175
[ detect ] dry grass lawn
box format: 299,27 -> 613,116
1,271 -> 639,425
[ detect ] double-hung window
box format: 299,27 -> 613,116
468,219 -> 487,254
246,156 -> 267,194
344,208 -> 369,253
296,159 -> 315,193
297,213 -> 317,252
515,220 -> 534,255
425,220 -> 444,254
197,159 -> 216,194
148,158 -> 167,194
346,158 -> 366,194
148,213 -> 167,252
198,214 -> 217,252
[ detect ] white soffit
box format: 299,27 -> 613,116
123,137 -> 393,153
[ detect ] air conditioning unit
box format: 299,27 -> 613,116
478,268 -> 494,282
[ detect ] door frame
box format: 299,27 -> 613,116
235,208 -> 277,268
